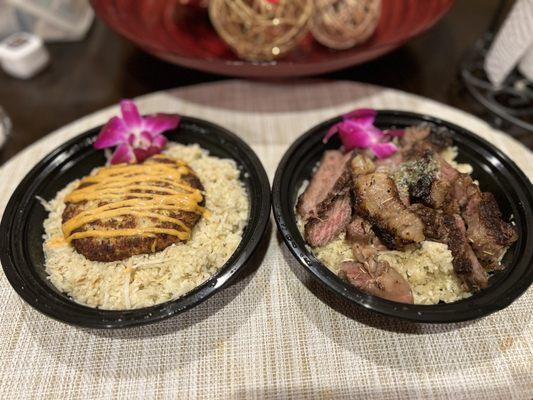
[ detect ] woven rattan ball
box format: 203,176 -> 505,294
209,0 -> 314,61
311,0 -> 381,50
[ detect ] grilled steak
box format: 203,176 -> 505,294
400,124 -> 453,158
463,191 -> 518,268
342,216 -> 413,302
393,149 -> 460,212
345,216 -> 387,261
351,155 -> 425,249
304,193 -> 352,247
297,150 -> 353,221
400,147 -> 517,268
62,155 -> 204,262
411,204 -> 487,290
339,259 -> 413,303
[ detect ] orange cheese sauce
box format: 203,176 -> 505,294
61,157 -> 208,243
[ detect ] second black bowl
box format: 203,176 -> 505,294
272,110 -> 533,323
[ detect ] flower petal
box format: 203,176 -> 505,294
152,134 -> 167,149
342,108 -> 376,127
139,131 -> 153,148
95,100 -> 180,163
110,143 -> 136,164
94,117 -> 128,149
370,142 -> 398,159
133,146 -> 160,163
120,99 -> 142,128
338,120 -> 374,149
146,146 -> 161,157
142,114 -> 180,137
323,123 -> 340,143
322,109 -> 399,159
133,148 -> 149,163
366,125 -> 384,141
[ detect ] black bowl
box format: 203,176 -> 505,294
272,110 -> 533,323
0,117 -> 270,328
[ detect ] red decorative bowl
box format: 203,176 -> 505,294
90,0 -> 455,78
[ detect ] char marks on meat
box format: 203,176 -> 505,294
351,155 -> 425,249
463,191 -> 518,268
401,124 -> 453,159
305,194 -> 352,247
299,122 -> 517,301
396,137 -> 517,270
297,150 -> 353,221
411,204 -> 487,290
394,149 -> 459,212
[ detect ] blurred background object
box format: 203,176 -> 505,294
208,0 -> 314,61
519,45 -> 533,81
0,0 -> 531,166
0,105 -> 11,149
0,0 -> 93,42
0,1 -> 19,40
0,32 -> 49,78
484,0 -> 533,86
461,0 -> 533,133
310,0 -> 381,50
90,0 -> 454,77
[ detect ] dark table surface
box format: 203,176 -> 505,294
0,0 -> 531,166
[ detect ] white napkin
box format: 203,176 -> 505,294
484,0 -> 533,86
0,106 -> 10,148
518,43 -> 533,80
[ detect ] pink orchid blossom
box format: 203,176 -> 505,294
323,109 -> 404,159
94,100 -> 180,164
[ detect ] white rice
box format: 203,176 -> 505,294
441,146 -> 474,175
42,143 -> 249,310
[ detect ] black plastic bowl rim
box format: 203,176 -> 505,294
0,116 -> 271,329
272,110 -> 533,323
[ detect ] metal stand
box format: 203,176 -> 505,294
460,0 -> 533,134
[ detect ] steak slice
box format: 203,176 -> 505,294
394,150 -> 461,212
402,149 -> 517,269
463,191 -> 518,268
341,215 -> 413,303
304,194 -> 352,247
411,204 -> 487,290
345,216 -> 387,261
297,150 -> 353,221
352,155 -> 425,249
62,155 -> 204,262
401,146 -> 517,268
400,124 -> 453,158
339,260 -> 413,303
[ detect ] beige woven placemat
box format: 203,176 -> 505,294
0,80 -> 532,400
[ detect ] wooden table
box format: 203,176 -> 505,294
0,0 -> 530,166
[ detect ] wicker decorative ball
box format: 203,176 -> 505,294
311,0 -> 381,50
209,0 -> 314,61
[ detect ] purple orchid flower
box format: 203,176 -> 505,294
94,99 -> 180,164
323,108 -> 404,159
